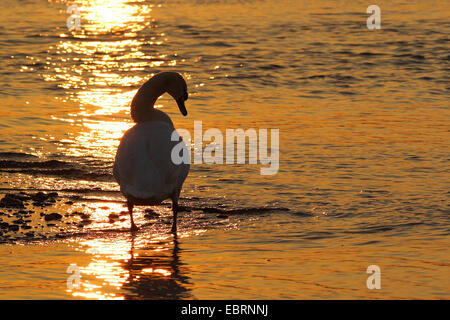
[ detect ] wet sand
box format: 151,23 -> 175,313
0,190 -> 289,244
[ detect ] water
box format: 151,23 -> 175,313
0,0 -> 449,299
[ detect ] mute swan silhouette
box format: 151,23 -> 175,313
113,72 -> 190,232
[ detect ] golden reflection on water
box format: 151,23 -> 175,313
61,197 -> 206,299
80,202 -> 131,230
67,232 -> 194,299
79,0 -> 152,35
73,120 -> 132,158
69,237 -> 131,299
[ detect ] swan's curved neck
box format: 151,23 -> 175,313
130,79 -> 166,123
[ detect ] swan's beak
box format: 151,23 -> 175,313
176,98 -> 188,116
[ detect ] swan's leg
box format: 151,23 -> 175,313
171,196 -> 179,234
127,200 -> 138,232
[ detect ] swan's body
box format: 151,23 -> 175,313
113,121 -> 189,203
113,72 -> 189,232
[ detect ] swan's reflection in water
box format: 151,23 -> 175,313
69,233 -> 191,299
123,235 -> 190,299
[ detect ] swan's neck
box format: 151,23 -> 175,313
130,80 -> 166,123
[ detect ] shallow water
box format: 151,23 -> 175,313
0,0 -> 449,299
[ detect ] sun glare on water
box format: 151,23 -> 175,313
42,0 -> 170,158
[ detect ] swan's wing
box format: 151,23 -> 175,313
113,122 -> 189,201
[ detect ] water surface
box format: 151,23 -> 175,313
0,0 -> 448,299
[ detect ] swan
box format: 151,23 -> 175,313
113,71 -> 190,233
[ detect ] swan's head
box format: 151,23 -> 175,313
164,72 -> 189,116
131,71 -> 189,122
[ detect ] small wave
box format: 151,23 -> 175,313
418,76 -> 434,80
0,159 -> 67,169
179,205 -> 290,215
393,54 -> 426,60
0,156 -> 114,182
205,41 -> 234,47
289,211 -> 314,218
358,52 -> 386,57
0,152 -> 38,159
343,222 -> 425,235
258,64 -> 285,70
301,231 -> 336,240
299,75 -> 326,79
0,168 -> 114,182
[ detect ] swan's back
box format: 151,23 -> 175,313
113,121 -> 189,203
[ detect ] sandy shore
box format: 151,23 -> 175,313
0,190 -> 290,243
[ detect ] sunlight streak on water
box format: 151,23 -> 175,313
79,0 -> 151,35
66,230 -> 206,299
40,0 -> 169,160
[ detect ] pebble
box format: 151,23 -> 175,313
31,192 -> 58,207
8,225 -> 19,231
144,209 -> 159,219
178,206 -> 192,212
0,194 -> 25,209
108,213 -> 119,223
80,213 -> 90,220
44,213 -> 63,221
202,207 -> 223,213
144,214 -> 159,220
